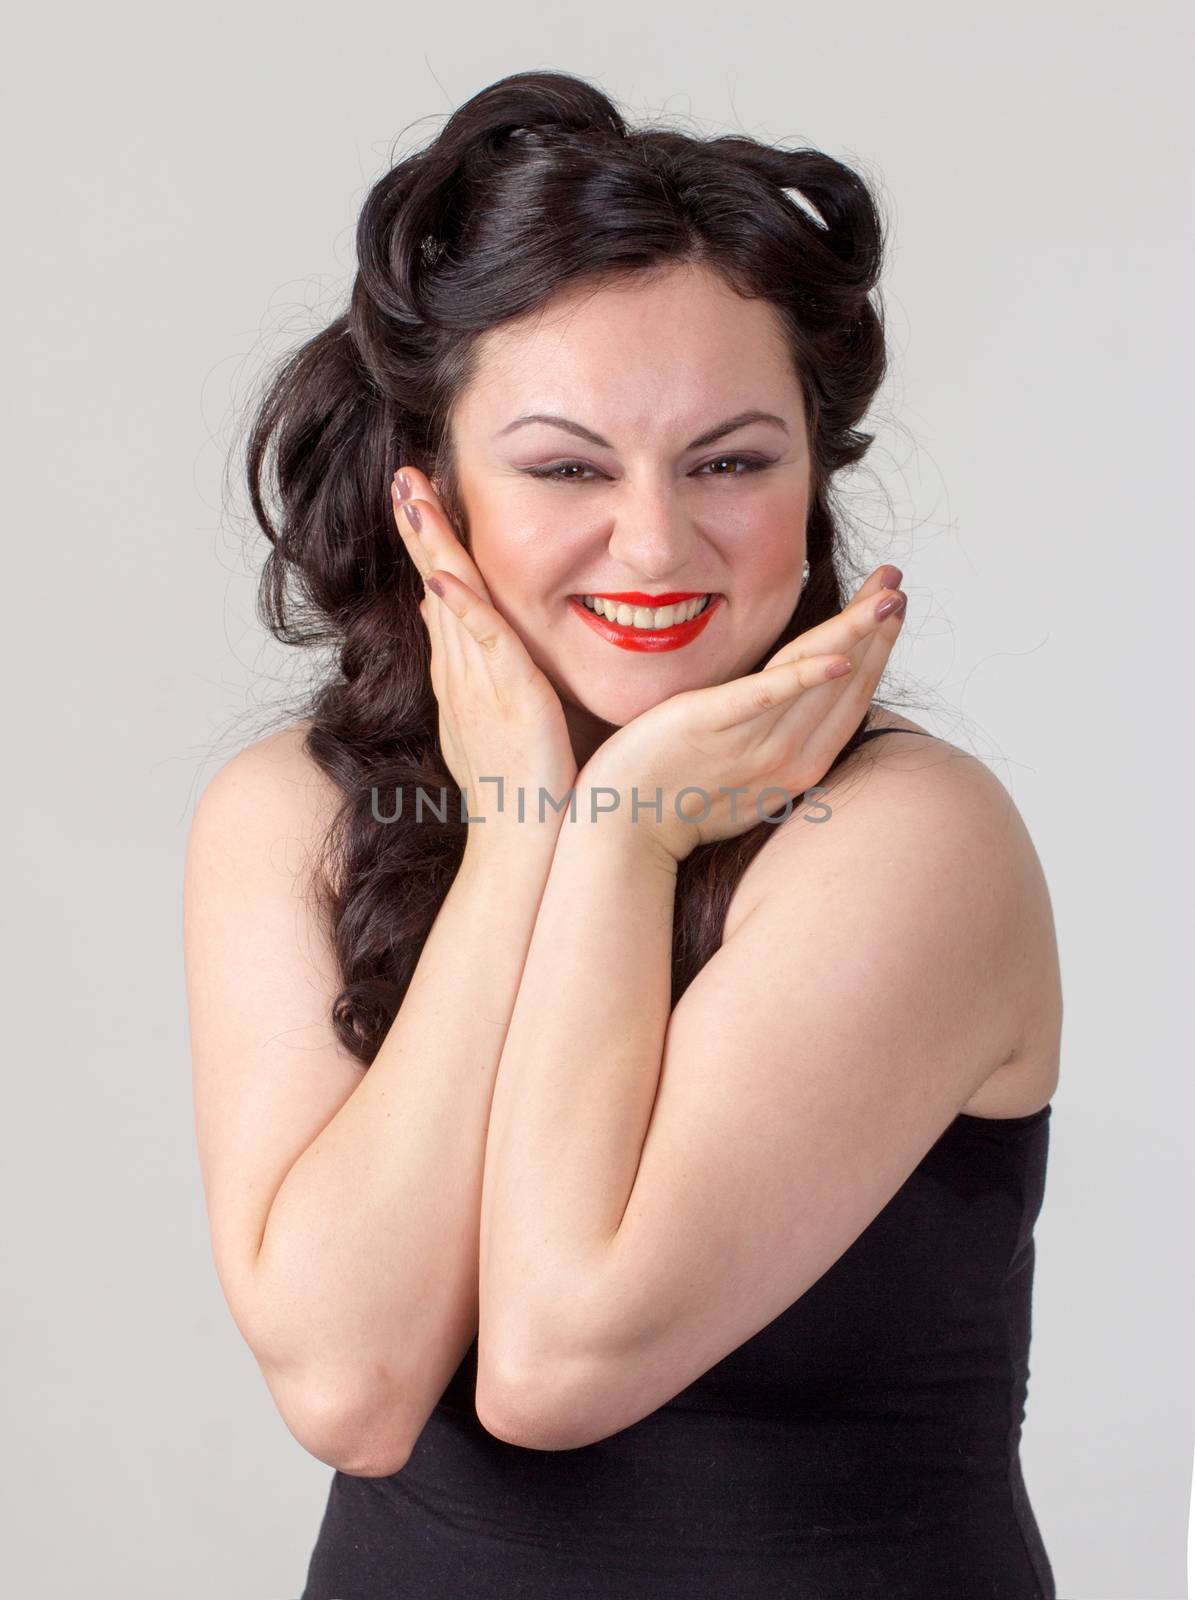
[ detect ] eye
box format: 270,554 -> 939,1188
524,461 -> 599,482
696,454 -> 771,477
523,454 -> 772,483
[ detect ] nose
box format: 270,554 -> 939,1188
604,479 -> 701,583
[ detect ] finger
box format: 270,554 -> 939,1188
394,468 -> 495,606
416,558 -> 463,705
852,563 -> 902,602
841,588 -> 909,712
425,570 -> 505,656
424,569 -> 541,709
758,564 -> 899,676
400,476 -> 480,709
708,652 -> 854,731
767,582 -> 906,673
778,594 -> 907,753
391,478 -> 432,578
427,567 -> 470,691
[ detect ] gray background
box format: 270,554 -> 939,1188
4,3 -> 1191,1596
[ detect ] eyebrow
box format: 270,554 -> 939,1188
494,408 -> 790,451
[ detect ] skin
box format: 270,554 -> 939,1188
183,258 -> 1059,1480
441,260 -> 824,772
397,259 -> 908,860
388,261 -> 1061,1454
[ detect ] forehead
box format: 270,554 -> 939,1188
456,263 -> 800,435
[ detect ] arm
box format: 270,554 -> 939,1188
475,750 -> 1045,1450
185,728 -> 561,1477
475,789 -> 676,1437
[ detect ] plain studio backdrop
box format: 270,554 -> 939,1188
3,4 -> 1190,1597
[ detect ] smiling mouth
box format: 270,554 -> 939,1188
572,592 -> 718,629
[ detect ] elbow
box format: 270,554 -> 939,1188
325,1428 -> 414,1480
475,1343 -> 604,1453
271,1371 -> 417,1478
225,1264 -> 418,1475
474,1374 -> 547,1451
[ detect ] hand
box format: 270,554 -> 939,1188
577,564 -> 909,863
389,467 -> 579,833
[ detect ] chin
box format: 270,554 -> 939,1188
566,677 -> 708,729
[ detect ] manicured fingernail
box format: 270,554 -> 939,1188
875,591 -> 905,620
426,575 -> 444,597
826,659 -> 852,679
396,472 -> 413,501
403,501 -> 422,533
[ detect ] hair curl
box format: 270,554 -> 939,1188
244,69 -> 896,1066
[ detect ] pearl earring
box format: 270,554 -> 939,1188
800,559 -> 810,590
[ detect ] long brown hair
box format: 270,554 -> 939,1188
244,70 -> 895,1066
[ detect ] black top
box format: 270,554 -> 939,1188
300,728 -> 1056,1599
854,724 -> 929,741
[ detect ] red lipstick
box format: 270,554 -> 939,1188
568,592 -> 723,653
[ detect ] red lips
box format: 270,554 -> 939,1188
578,591 -> 708,607
568,593 -> 722,653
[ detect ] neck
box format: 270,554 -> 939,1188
564,697 -> 621,773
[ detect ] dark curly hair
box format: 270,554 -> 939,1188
243,69 -> 897,1067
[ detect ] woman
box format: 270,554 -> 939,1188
184,70 -> 1062,1599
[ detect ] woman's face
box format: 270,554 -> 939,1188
445,262 -> 813,766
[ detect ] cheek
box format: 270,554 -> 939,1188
729,523 -> 806,594
468,519 -> 570,609
717,482 -> 807,572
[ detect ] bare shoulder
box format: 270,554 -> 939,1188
724,714 -> 1062,1118
189,718 -> 344,894
193,718 -> 335,837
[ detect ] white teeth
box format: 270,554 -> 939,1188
580,594 -> 712,628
